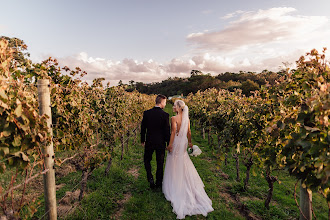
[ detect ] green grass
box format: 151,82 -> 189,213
121,141 -> 243,220
13,103 -> 330,219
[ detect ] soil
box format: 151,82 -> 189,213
113,192 -> 132,219
224,186 -> 262,220
127,166 -> 139,179
55,164 -> 76,179
57,189 -> 80,218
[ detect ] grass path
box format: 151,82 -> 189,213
119,129 -> 244,220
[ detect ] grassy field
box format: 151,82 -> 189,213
3,104 -> 327,219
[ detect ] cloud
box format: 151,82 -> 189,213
57,52 -> 178,85
56,50 -> 307,86
187,7 -> 330,52
55,52 -> 236,85
221,10 -> 244,19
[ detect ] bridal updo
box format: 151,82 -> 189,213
174,100 -> 185,112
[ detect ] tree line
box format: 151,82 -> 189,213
125,69 -> 285,97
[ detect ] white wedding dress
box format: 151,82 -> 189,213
162,106 -> 214,219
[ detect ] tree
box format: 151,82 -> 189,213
0,36 -> 30,64
190,70 -> 203,77
240,79 -> 259,96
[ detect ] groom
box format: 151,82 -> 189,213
141,94 -> 170,189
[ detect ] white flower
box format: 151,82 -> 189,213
188,145 -> 202,157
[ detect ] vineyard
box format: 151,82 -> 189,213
0,36 -> 329,220
0,38 -> 155,219
185,48 -> 330,219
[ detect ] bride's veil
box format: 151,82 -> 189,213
172,102 -> 190,157
167,103 -> 193,210
178,105 -> 189,137
163,101 -> 214,218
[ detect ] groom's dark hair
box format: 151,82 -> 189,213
156,94 -> 167,104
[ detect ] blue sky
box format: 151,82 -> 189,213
1,0 -> 330,84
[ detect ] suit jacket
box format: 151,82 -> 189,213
141,107 -> 170,149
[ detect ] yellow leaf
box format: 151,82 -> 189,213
14,104 -> 22,117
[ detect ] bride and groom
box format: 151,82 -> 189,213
141,95 -> 214,219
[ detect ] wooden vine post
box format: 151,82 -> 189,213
300,183 -> 312,220
38,79 -> 57,220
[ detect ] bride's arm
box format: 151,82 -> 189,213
187,119 -> 193,148
167,117 -> 176,152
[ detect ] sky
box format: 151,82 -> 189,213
1,0 -> 330,85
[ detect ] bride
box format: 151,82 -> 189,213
163,100 -> 214,219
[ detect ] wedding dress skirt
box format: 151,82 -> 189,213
163,135 -> 214,219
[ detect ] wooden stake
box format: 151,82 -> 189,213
299,183 -> 312,220
38,79 -> 57,220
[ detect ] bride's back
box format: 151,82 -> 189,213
173,115 -> 182,135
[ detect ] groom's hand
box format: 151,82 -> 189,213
141,142 -> 145,147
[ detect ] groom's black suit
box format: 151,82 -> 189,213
141,106 -> 170,187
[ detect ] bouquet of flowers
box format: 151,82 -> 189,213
188,145 -> 202,157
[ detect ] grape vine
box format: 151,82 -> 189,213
186,48 -> 329,212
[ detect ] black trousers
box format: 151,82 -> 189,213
144,147 -> 165,185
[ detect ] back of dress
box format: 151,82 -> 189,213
171,105 -> 189,157
163,105 -> 214,219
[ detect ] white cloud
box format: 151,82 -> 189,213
56,51 -> 301,86
187,7 -> 330,53
57,53 -> 169,85
221,10 -> 244,19
55,52 -> 236,85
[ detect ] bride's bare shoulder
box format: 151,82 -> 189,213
171,115 -> 177,122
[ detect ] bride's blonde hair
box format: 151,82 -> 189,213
174,100 -> 185,111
